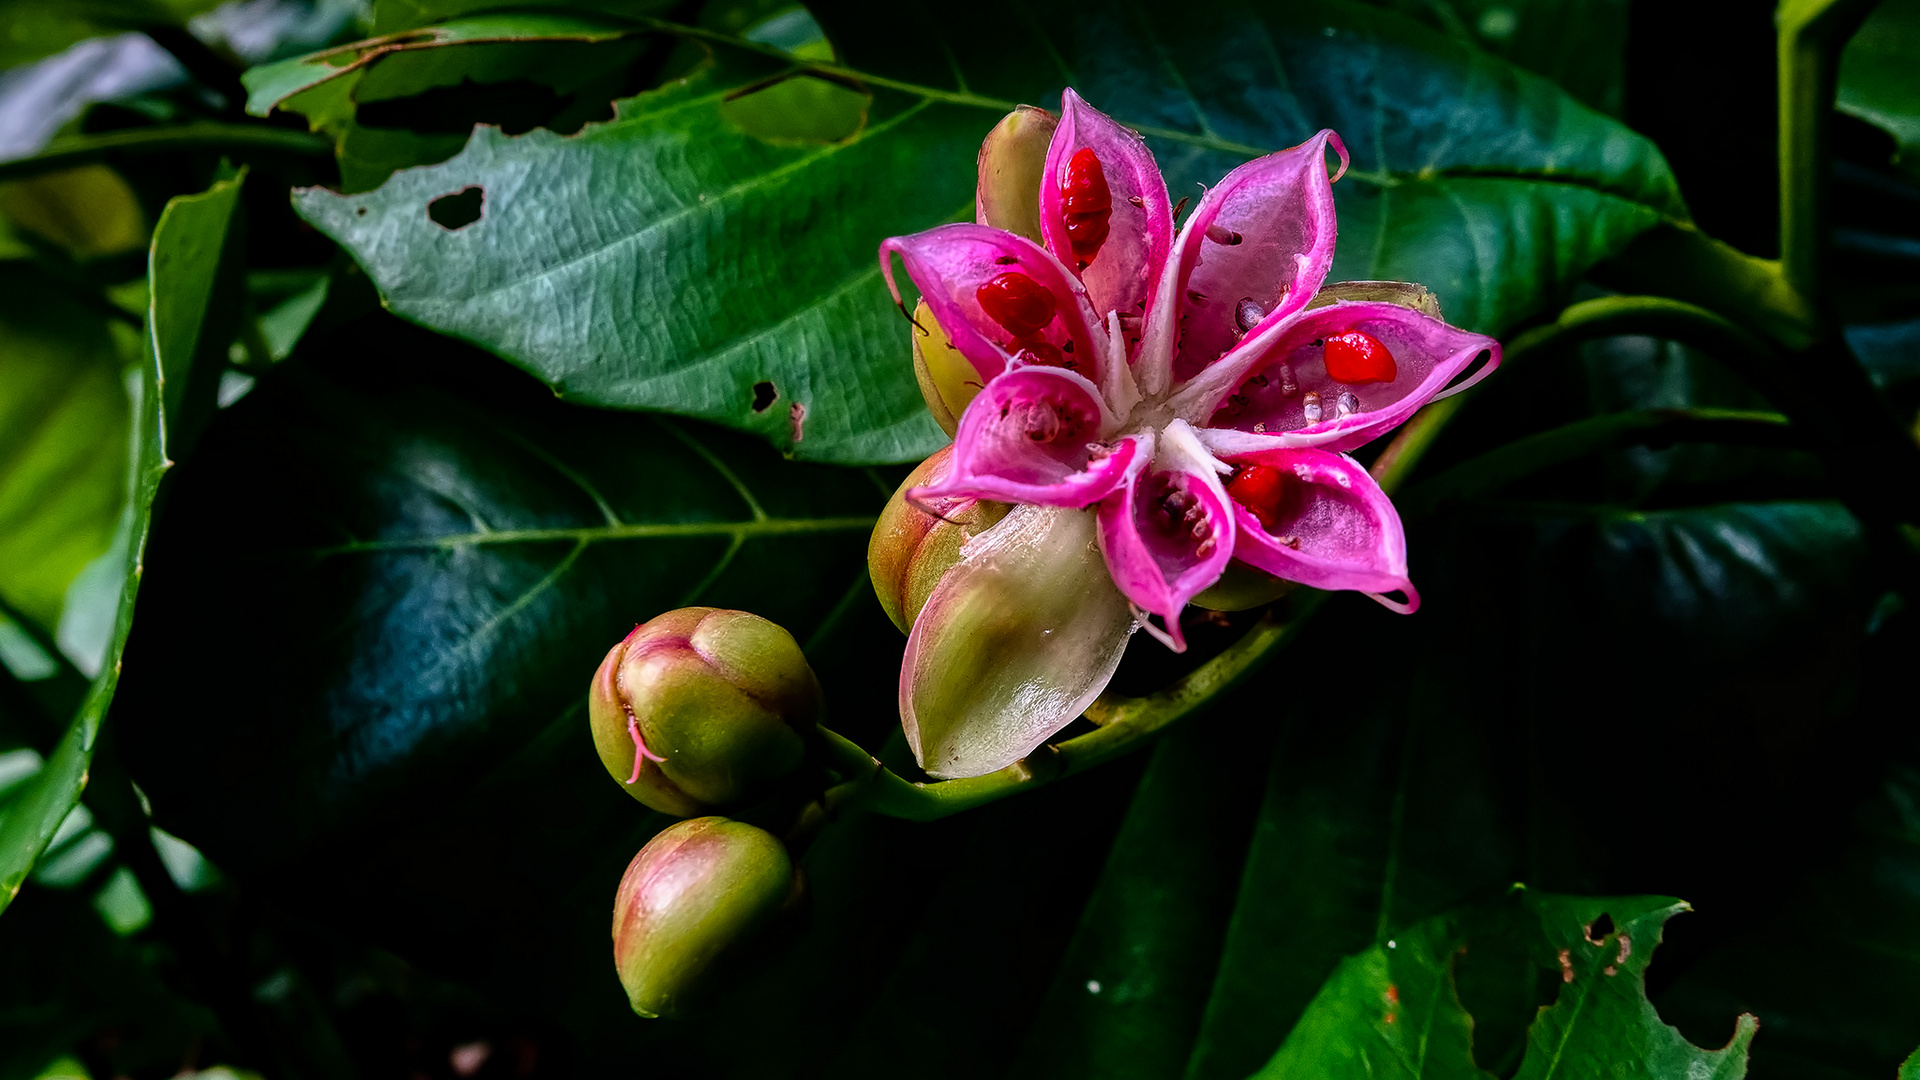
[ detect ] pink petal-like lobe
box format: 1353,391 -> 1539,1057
881,224 -> 1106,387
1147,131 -> 1347,390
1222,447 -> 1417,610
1095,420 -> 1234,651
912,366 -> 1142,507
901,505 -> 1137,778
1039,89 -> 1174,328
1202,301 -> 1499,452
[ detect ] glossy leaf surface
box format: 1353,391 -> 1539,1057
293,0 -> 1680,463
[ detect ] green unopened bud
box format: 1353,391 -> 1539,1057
588,608 -> 821,816
975,104 -> 1056,242
612,816 -> 802,1018
869,446 -> 1011,633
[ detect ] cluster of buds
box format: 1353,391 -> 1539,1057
589,608 -> 821,1017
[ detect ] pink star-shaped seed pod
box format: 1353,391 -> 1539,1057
879,91 -> 1500,779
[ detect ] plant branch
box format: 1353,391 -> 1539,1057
1398,408 -> 1797,518
0,124 -> 332,183
1777,0 -> 1882,312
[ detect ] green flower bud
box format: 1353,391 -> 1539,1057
911,298 -> 977,436
588,608 -> 821,817
868,445 -> 1011,634
612,816 -> 802,1018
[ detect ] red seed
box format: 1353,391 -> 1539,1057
976,271 -> 1057,337
1322,329 -> 1397,384
1225,464 -> 1289,532
1060,147 -> 1112,267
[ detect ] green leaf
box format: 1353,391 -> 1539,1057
147,172 -> 247,457
1359,0 -> 1630,115
0,269 -> 132,635
1006,718 -> 1279,1080
1839,0 -> 1920,183
241,13 -> 646,117
371,0 -> 679,34
817,0 -> 1687,336
0,174 -> 239,913
1254,891 -> 1757,1080
1902,1045 -> 1920,1080
293,42 -> 964,465
286,0 -> 1678,463
112,314 -> 891,993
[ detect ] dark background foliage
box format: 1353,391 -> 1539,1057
0,0 -> 1916,1077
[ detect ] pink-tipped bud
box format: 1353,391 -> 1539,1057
868,445 -> 1011,634
612,817 -> 803,1018
588,609 -> 821,817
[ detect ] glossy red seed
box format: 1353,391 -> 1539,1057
1322,329 -> 1397,384
976,272 -> 1058,337
1225,464 -> 1288,532
1060,147 -> 1112,266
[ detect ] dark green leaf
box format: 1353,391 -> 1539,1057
0,268 -> 131,634
288,0 -> 1680,462
292,42 -> 962,464
1254,891 -> 1756,1080
0,173 -> 232,911
113,314 -> 890,1007
1839,0 -> 1920,183
1005,719 -> 1277,1080
241,13 -> 646,118
372,0 -> 678,35
1361,0 -> 1629,115
818,0 -> 1687,335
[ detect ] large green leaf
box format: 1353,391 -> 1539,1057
0,269 -> 131,635
1362,0 -> 1630,116
816,0 -> 1686,335
291,42 -> 962,465
1839,0 -> 1920,183
1256,891 -> 1756,1079
0,175 -> 240,912
285,0 -> 1679,463
112,312 -> 892,1007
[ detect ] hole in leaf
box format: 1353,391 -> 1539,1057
1584,912 -> 1615,944
751,380 -> 778,412
428,187 -> 484,230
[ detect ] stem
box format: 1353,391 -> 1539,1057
1399,408 -> 1796,518
1374,294 -> 1780,490
1777,0 -> 1881,312
0,123 -> 332,183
